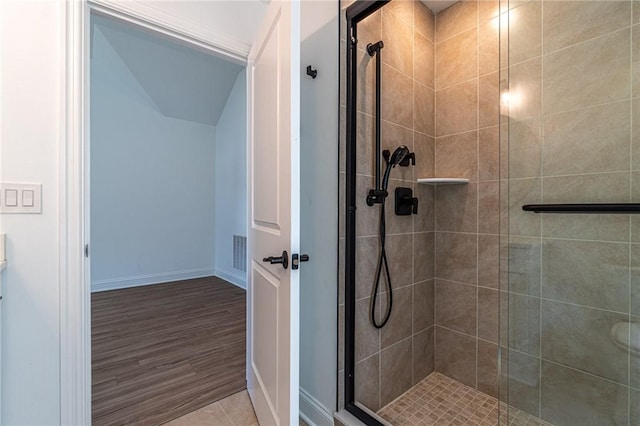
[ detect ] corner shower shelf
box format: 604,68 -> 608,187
417,178 -> 469,185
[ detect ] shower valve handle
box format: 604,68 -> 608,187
263,250 -> 289,269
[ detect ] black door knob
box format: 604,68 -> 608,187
262,250 -> 288,269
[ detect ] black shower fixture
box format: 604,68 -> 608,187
384,145 -> 409,165
398,152 -> 416,167
361,37 -> 418,332
368,144 -> 416,329
367,146 -> 415,206
381,145 -> 410,193
395,187 -> 418,216
365,39 -> 386,207
367,40 -> 384,56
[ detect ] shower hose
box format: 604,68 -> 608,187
371,182 -> 393,329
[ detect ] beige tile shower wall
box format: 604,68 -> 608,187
504,1 -> 640,425
432,0 -> 501,398
338,0 -> 437,413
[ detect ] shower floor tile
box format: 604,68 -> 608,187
377,372 -> 552,426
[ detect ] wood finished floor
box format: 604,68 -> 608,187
91,276 -> 247,426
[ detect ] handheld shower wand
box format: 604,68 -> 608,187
370,145 -> 410,329
382,145 -> 410,189
366,145 -> 409,205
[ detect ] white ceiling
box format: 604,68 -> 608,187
421,0 -> 459,14
92,14 -> 245,126
142,1 -> 268,54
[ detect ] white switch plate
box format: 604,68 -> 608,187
0,183 -> 42,214
5,190 -> 17,206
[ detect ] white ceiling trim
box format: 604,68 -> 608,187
89,0 -> 250,64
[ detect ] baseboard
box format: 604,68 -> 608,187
214,268 -> 247,290
91,268 -> 217,292
300,387 -> 334,426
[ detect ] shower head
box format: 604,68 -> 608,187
381,145 -> 410,192
388,145 -> 410,166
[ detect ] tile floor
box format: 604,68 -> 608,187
164,390 -> 258,426
377,373 -> 553,426
164,390 -> 309,426
166,373 -> 551,426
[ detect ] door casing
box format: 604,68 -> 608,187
62,2 -> 254,423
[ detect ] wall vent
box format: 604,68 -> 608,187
233,235 -> 247,272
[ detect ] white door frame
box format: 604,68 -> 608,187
61,2 -> 251,423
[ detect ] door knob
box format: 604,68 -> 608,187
263,250 -> 288,269
292,253 -> 310,270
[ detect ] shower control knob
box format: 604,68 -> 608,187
291,253 -> 310,270
262,250 -> 289,269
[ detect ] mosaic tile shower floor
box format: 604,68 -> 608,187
377,373 -> 553,426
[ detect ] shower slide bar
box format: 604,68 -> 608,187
523,203 -> 640,213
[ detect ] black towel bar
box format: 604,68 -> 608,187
522,204 -> 640,214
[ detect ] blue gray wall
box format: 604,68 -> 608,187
214,70 -> 248,288
90,26 -> 217,291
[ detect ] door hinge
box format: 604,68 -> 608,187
85,244 -> 89,258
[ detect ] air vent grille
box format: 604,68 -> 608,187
233,235 -> 247,272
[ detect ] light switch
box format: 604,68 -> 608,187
5,190 -> 18,207
0,183 -> 42,213
22,190 -> 34,207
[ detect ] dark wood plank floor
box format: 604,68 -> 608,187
91,276 -> 247,426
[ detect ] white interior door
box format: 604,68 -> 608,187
246,1 -> 300,425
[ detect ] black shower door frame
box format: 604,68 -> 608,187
344,1 -> 389,425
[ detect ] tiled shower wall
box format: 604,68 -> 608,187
504,1 -> 640,424
338,0 -> 502,413
340,2 -> 640,424
338,0 -> 438,412
431,0 -> 501,398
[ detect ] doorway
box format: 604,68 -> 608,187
61,1 -> 339,424
89,12 -> 249,424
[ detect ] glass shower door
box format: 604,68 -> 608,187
503,1 -> 640,425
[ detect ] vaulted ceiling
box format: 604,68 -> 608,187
92,14 -> 245,126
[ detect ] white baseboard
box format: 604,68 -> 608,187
91,268 -> 217,292
214,268 -> 247,290
300,387 -> 334,426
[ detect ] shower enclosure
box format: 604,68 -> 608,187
339,0 -> 640,425
503,0 -> 639,424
